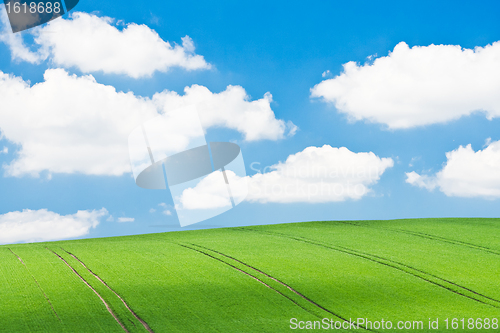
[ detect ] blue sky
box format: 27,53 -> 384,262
0,0 -> 499,244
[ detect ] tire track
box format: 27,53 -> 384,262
190,243 -> 312,297
59,247 -> 154,333
177,243 -> 375,333
236,228 -> 500,309
338,221 -> 500,256
176,243 -> 319,318
8,248 -> 61,321
392,229 -> 500,256
188,244 -> 343,317
47,248 -> 130,333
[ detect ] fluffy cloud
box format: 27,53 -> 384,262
153,85 -> 297,141
0,8 -> 47,63
0,10 -> 210,78
178,145 -> 393,208
247,145 -> 394,203
0,68 -> 158,177
0,69 -> 292,177
0,208 -> 107,244
156,203 -> 172,215
406,140 -> 500,198
311,41 -> 500,129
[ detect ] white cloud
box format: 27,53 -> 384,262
176,170 -> 248,210
153,85 -> 297,141
311,41 -> 500,129
408,156 -> 420,167
286,121 -> 298,137
156,203 -> 172,215
0,68 -> 158,177
247,145 -> 393,203
0,8 -> 47,63
0,147 -> 7,154
117,217 -> 135,223
405,171 -> 438,191
177,145 -> 393,208
0,208 -> 107,244
0,69 -> 292,177
406,140 -> 500,198
0,7 -> 48,64
0,10 -> 210,78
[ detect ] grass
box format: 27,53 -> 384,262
1,218 -> 499,332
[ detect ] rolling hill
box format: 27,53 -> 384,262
1,218 -> 499,332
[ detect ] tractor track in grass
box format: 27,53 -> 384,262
189,243 -> 316,298
187,243 -> 369,328
237,228 -> 500,310
175,243 -> 322,319
8,248 -> 61,321
47,248 -> 130,333
338,221 -> 500,256
176,243 -> 375,332
60,247 -> 154,333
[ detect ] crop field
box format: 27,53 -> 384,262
1,218 -> 499,332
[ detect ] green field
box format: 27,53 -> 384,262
1,218 -> 499,332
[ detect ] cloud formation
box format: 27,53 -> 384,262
154,85 -> 297,141
0,69 -> 158,177
0,10 -> 210,78
178,145 -> 394,210
406,140 -> 500,198
311,41 -> 500,129
247,145 -> 394,203
179,145 -> 394,208
0,208 -> 107,244
0,8 -> 47,63
0,69 -> 293,177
